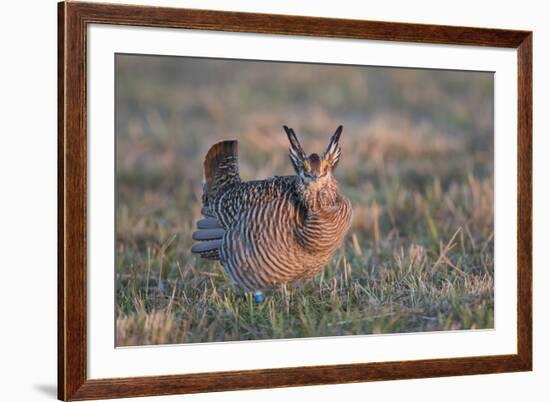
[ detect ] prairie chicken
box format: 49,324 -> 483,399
191,126 -> 352,296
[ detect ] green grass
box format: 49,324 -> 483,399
115,174 -> 494,345
115,55 -> 494,346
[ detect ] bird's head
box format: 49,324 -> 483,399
284,125 -> 343,186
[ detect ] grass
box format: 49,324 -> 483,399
115,55 -> 494,346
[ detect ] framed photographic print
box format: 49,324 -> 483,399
58,1 -> 532,400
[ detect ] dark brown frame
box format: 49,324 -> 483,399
58,1 -> 532,400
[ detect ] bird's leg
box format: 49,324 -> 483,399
253,290 -> 264,303
281,284 -> 289,301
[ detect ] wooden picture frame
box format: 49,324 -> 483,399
58,1 -> 532,400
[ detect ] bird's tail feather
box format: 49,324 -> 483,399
192,141 -> 239,260
203,140 -> 240,201
191,218 -> 224,260
191,238 -> 222,260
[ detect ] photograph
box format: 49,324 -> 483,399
114,54 -> 495,346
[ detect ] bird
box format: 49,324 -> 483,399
191,125 -> 352,300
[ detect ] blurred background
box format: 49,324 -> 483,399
115,54 -> 494,346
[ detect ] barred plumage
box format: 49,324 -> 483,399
191,126 -> 352,291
